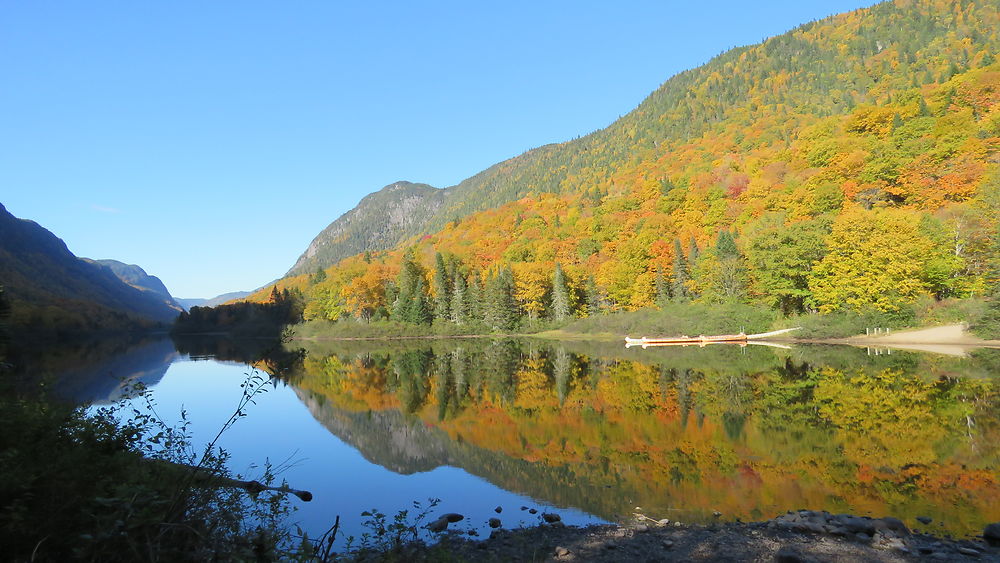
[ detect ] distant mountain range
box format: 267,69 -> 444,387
176,291 -> 252,311
0,203 -> 181,334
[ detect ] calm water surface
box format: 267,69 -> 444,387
34,335 -> 1000,541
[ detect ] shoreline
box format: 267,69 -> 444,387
288,323 -> 1000,350
394,511 -> 1000,562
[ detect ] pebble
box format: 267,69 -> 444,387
528,508 -> 538,514
443,513 -> 464,523
958,547 -> 980,557
635,524 -> 649,533
713,511 -> 722,518
658,518 -> 670,526
674,521 -> 682,527
554,546 -> 569,557
488,518 -> 501,529
495,506 -> 502,513
662,540 -> 674,549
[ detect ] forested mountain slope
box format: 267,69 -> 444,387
262,0 -> 999,326
0,203 -> 181,333
289,0 -> 1000,279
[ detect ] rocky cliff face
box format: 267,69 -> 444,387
287,181 -> 444,276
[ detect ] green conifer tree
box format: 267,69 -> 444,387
655,266 -> 671,308
432,252 -> 451,322
551,263 -> 571,322
466,272 -> 483,322
392,253 -> 431,325
672,239 -> 690,302
485,267 -> 519,331
450,272 -> 467,324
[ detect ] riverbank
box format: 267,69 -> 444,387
813,323 -> 1000,355
381,511 -> 1000,562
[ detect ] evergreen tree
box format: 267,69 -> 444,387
450,272 -> 467,324
716,230 -> 739,259
311,267 -> 327,285
551,263 -> 571,322
671,239 -> 690,302
484,267 -> 519,331
584,275 -> 602,315
655,266 -> 671,308
688,235 -> 700,263
466,272 -> 483,322
432,252 -> 451,322
392,253 -> 431,324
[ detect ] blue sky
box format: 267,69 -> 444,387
1,1 -> 878,298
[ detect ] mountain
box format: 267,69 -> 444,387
176,291 -> 252,311
286,181 -> 444,277
288,0 -> 1000,282
85,258 -> 183,313
269,0 -> 999,321
0,203 -> 181,333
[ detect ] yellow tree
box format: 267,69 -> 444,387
341,266 -> 389,321
808,206 -> 934,312
512,262 -> 551,320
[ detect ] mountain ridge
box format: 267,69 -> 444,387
286,0 -> 1000,280
0,203 -> 182,333
84,258 -> 184,313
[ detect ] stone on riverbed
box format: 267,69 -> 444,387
488,518 -> 501,529
443,513 -> 464,523
542,512 -> 561,523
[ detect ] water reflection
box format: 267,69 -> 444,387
25,334 -> 1000,538
285,339 -> 1000,537
10,335 -> 178,403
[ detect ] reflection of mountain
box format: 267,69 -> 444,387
287,339 -> 1000,537
293,387 -> 626,520
15,336 -> 179,404
54,338 -> 177,404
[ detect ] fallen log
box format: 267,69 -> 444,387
151,459 -> 313,502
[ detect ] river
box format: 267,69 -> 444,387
23,333 -> 1000,543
